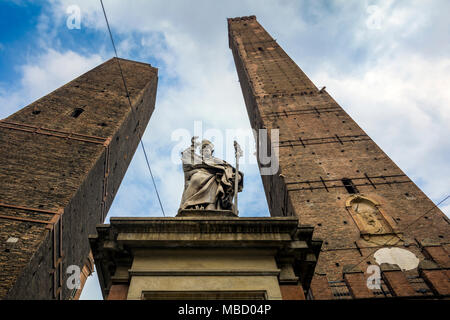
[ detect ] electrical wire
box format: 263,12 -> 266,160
100,0 -> 165,217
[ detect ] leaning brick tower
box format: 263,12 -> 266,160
0,58 -> 158,299
228,16 -> 450,299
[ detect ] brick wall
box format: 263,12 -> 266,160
0,58 -> 158,299
228,16 -> 450,299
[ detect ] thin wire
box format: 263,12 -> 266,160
100,0 -> 165,216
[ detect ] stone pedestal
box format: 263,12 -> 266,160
176,209 -> 238,218
89,211 -> 321,300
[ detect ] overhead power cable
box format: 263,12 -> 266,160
100,0 -> 165,217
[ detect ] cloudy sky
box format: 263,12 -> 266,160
1,0 -> 449,299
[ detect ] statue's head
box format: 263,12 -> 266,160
201,139 -> 214,159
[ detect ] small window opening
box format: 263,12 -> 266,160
32,110 -> 41,115
342,178 -> 359,194
258,47 -> 264,51
71,108 -> 84,118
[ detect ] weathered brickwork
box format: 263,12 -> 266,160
343,271 -> 375,299
419,268 -> 450,296
380,264 -> 420,297
280,284 -> 306,300
107,284 -> 129,300
228,16 -> 450,299
309,274 -> 334,299
0,58 -> 158,299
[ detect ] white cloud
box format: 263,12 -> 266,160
312,54 -> 450,206
21,49 -> 103,99
0,49 -> 103,118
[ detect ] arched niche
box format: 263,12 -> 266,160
346,195 -> 396,236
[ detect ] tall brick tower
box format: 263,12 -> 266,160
228,16 -> 450,299
0,58 -> 158,299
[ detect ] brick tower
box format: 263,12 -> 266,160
0,58 -> 158,299
228,16 -> 450,299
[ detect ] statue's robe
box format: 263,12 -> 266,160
179,147 -> 243,211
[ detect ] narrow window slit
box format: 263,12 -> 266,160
342,178 -> 359,194
71,108 -> 84,118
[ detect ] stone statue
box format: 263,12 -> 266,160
179,137 -> 243,213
